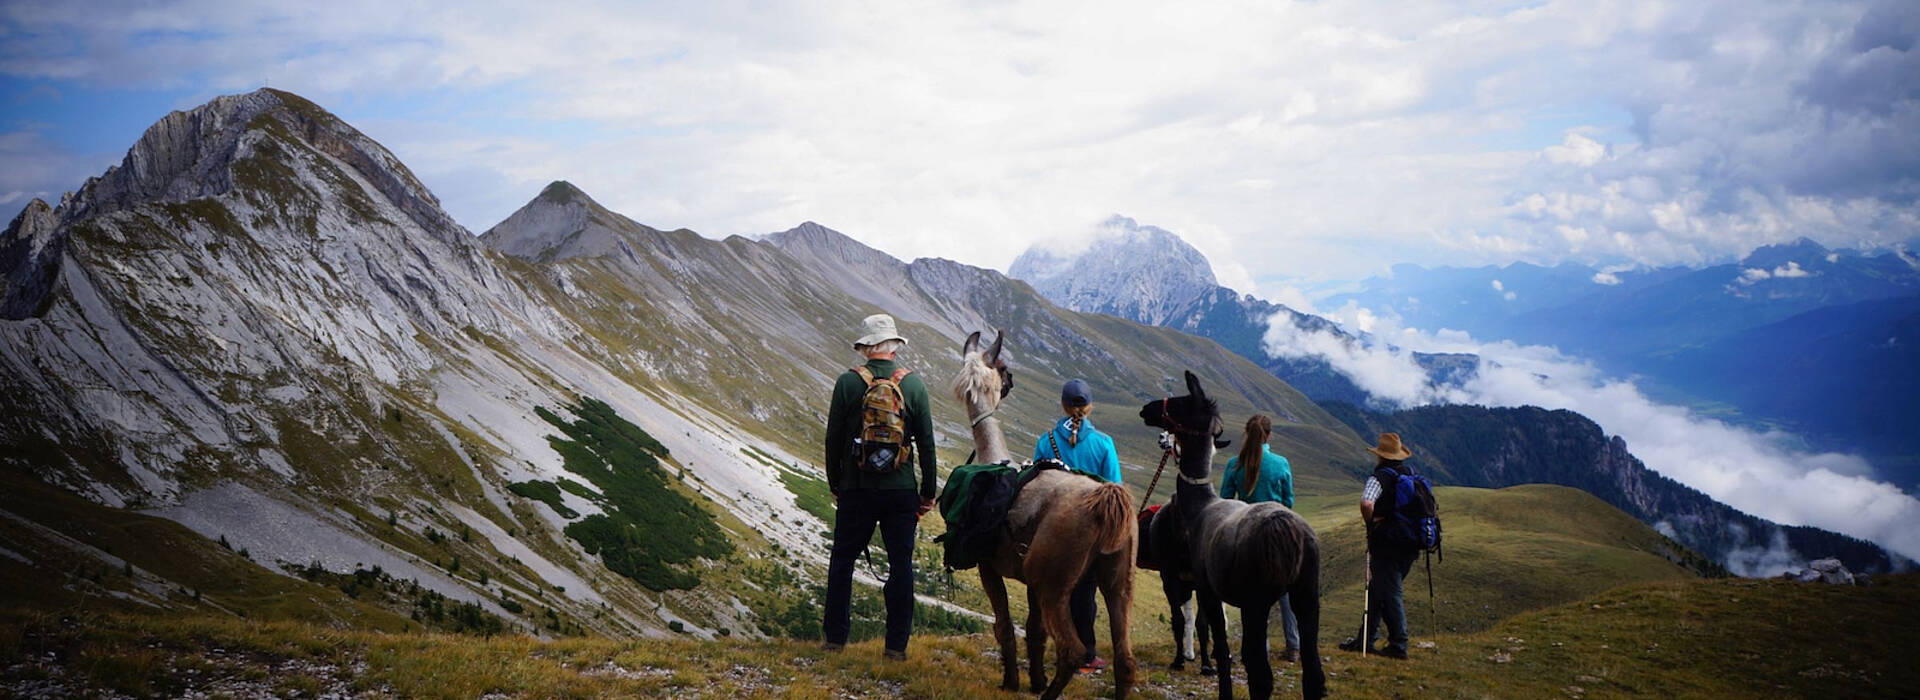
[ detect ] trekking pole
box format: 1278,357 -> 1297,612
1360,540 -> 1371,659
1425,550 -> 1436,635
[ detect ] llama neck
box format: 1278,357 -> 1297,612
1174,440 -> 1218,520
968,403 -> 1013,465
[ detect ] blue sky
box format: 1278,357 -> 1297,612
3,0 -> 1916,289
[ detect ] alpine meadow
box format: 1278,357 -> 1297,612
5,2 -> 1920,699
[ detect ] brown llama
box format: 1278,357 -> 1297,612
949,330 -> 1138,699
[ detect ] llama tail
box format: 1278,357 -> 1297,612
1080,483 -> 1136,555
1249,510 -> 1312,585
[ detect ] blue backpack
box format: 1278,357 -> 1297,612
1375,466 -> 1442,553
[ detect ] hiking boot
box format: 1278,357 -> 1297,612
1377,645 -> 1409,660
820,641 -> 845,652
1337,636 -> 1375,653
883,648 -> 907,661
1279,647 -> 1299,663
1077,657 -> 1110,674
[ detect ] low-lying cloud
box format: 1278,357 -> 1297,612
1263,308 -> 1920,568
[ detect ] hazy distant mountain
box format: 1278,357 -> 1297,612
1325,239 -> 1920,363
1322,241 -> 1920,484
1654,294 -> 1920,488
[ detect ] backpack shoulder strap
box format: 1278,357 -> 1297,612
853,366 -> 876,385
888,368 -> 912,383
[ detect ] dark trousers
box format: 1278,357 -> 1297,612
823,489 -> 920,651
1365,545 -> 1417,651
1071,573 -> 1098,661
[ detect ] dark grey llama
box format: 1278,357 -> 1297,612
1139,371 -> 1327,700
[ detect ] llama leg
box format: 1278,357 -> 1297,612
1197,589 -> 1216,676
1162,572 -> 1192,670
1099,554 -> 1137,699
1199,590 -> 1234,700
980,566 -> 1020,691
1038,580 -> 1083,700
1026,585 -> 1048,692
1240,600 -> 1273,700
1291,545 -> 1327,700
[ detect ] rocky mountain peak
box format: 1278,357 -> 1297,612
62,88 -> 458,241
482,181 -> 655,262
535,180 -> 591,206
1007,214 -> 1220,326
1742,236 -> 1831,270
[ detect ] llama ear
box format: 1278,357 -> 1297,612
1184,370 -> 1206,399
986,329 -> 1005,366
962,331 -> 982,357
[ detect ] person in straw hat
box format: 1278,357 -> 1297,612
821,313 -> 938,660
1340,433 -> 1418,659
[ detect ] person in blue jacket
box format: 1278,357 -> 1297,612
1033,378 -> 1121,673
1219,413 -> 1302,662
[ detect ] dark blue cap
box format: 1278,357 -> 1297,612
1061,379 -> 1092,407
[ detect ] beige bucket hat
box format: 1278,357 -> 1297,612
852,313 -> 909,350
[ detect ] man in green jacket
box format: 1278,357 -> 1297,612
821,313 -> 938,660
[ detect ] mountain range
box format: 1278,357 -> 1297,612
0,88 -> 1378,639
1320,244 -> 1920,488
1007,220 -> 1906,573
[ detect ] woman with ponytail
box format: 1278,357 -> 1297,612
1032,378 -> 1122,673
1219,413 -> 1302,661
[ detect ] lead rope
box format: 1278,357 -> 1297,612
1138,443 -> 1177,513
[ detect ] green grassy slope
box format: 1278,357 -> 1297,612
1299,485 -> 1718,639
0,471 -> 412,631
5,575 -> 1910,698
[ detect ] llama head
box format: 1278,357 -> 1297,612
1140,370 -> 1231,458
951,329 -> 1013,411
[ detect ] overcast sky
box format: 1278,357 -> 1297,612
2,0 -> 1916,288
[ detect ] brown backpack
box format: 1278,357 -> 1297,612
850,367 -> 915,474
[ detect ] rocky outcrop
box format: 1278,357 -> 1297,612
0,200 -> 64,319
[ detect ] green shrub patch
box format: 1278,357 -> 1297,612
537,398 -> 731,591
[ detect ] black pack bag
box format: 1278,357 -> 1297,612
935,460 -> 1066,570
1375,465 -> 1442,553
936,465 -> 1021,570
